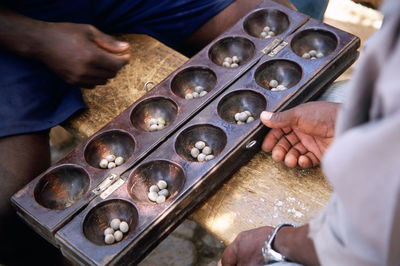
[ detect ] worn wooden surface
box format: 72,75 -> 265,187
64,0 -> 382,246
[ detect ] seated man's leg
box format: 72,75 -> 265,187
0,131 -> 64,264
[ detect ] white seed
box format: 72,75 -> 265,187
224,57 -> 233,64
277,85 -> 286,91
237,121 -> 245,125
302,52 -> 311,59
156,124 -> 165,131
246,116 -> 255,123
232,56 -> 240,64
191,147 -> 200,158
148,191 -> 158,202
104,227 -> 114,236
157,117 -> 166,125
263,26 -> 271,32
185,93 -> 194,100
316,52 -> 324,58
149,124 -> 158,131
149,185 -> 159,193
244,110 -> 252,116
157,180 -> 168,190
311,57 -> 317,60
271,88 -> 279,92
202,146 -> 212,155
105,154 -> 116,162
195,86 -> 204,93
222,61 -> 231,68
231,63 -> 239,68
105,234 -> 115,245
309,50 -> 317,57
269,80 -> 278,88
260,31 -> 267,38
192,91 -> 199,98
110,218 -> 121,230
156,195 -> 166,204
205,155 -> 215,161
115,156 -> 124,166
234,113 -> 241,121
199,91 -> 208,97
108,162 -> 116,169
99,159 -> 109,169
268,31 -> 275,36
238,112 -> 248,122
119,221 -> 129,233
158,189 -> 169,197
149,118 -> 158,126
195,141 -> 206,150
197,153 -> 206,162
114,230 -> 123,242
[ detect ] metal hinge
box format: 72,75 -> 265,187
268,41 -> 288,57
92,174 -> 125,199
261,38 -> 282,54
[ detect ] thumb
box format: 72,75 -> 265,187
260,110 -> 298,129
92,30 -> 130,53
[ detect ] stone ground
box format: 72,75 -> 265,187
51,141 -> 226,266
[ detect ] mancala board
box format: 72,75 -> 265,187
12,0 -> 360,264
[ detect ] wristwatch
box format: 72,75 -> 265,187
262,223 -> 295,264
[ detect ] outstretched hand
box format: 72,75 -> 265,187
35,22 -> 130,88
261,102 -> 339,168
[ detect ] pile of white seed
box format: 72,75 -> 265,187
147,180 -> 170,204
190,141 -> 214,162
234,110 -> 255,125
268,79 -> 288,92
222,56 -> 240,68
99,154 -> 124,169
149,117 -> 166,132
185,85 -> 208,100
260,26 -> 275,39
104,218 -> 129,244
302,49 -> 324,60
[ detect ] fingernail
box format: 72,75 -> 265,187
118,42 -> 129,48
261,111 -> 272,120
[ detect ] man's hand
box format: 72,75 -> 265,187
220,226 -> 273,266
261,102 -> 339,168
35,23 -> 130,88
0,7 -> 130,88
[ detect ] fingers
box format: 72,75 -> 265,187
260,110 -> 298,129
92,51 -> 130,72
91,28 -> 130,53
221,241 -> 238,266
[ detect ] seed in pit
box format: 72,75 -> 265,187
185,93 -> 194,100
316,52 -> 324,58
246,116 -> 255,123
224,57 -> 233,64
263,26 -> 270,32
309,50 -> 317,57
149,118 -> 157,126
232,56 -> 239,63
268,31 -> 275,36
157,117 -> 166,125
191,147 -> 200,158
104,227 -> 114,236
156,124 -> 164,131
244,110 -> 252,117
237,112 -> 248,122
114,230 -> 123,242
277,84 -> 286,91
99,159 -> 108,169
231,63 -> 239,68
302,53 -> 311,59
115,156 -> 124,166
157,180 -> 168,190
260,31 -> 267,38
269,80 -> 278,88
148,191 -> 158,202
199,91 -> 208,97
110,218 -> 121,230
158,189 -> 169,197
195,141 -> 206,150
105,154 -> 116,162
105,234 -> 115,245
149,124 -> 158,131
149,185 -> 159,193
156,195 -> 166,204
205,155 -> 215,161
197,153 -> 206,162
195,86 -> 204,93
202,146 -> 212,155
237,121 -> 245,125
222,61 -> 231,68
311,57 -> 317,60
108,162 -> 116,169
192,91 -> 199,98
119,221 -> 129,233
